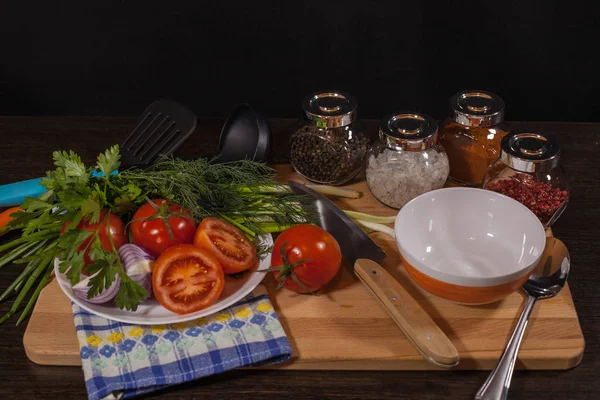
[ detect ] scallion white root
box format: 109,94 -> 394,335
354,219 -> 396,239
342,210 -> 397,239
343,210 -> 396,224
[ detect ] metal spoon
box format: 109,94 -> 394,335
475,237 -> 570,400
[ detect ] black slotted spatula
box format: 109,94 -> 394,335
120,99 -> 197,167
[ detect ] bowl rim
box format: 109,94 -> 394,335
394,187 -> 547,287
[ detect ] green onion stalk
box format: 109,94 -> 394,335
343,210 -> 397,238
0,237 -> 58,325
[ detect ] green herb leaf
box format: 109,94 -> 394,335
86,258 -> 117,299
38,190 -> 54,202
94,182 -> 107,206
21,209 -> 52,236
97,145 -> 121,177
56,228 -> 92,285
81,193 -> 102,223
114,183 -> 143,213
114,274 -> 147,312
7,209 -> 41,230
40,176 -> 57,191
88,245 -> 106,263
62,253 -> 85,285
63,210 -> 84,230
57,229 -> 91,251
53,150 -> 88,182
56,188 -> 91,211
21,197 -> 52,212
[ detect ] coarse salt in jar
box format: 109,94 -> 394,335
483,132 -> 570,228
438,90 -> 509,187
289,91 -> 370,185
366,112 -> 449,209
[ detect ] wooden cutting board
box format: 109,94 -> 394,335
23,165 -> 585,369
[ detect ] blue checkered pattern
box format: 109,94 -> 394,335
73,285 -> 292,400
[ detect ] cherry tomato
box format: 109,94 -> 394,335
152,244 -> 225,315
61,209 -> 127,274
130,199 -> 196,258
193,217 -> 257,274
270,224 -> 342,293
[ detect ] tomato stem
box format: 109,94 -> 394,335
141,198 -> 193,241
264,241 -> 317,296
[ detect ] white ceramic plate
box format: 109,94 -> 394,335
54,234 -> 273,325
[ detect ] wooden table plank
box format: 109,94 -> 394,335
1,118 -> 599,399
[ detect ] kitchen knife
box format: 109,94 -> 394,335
288,180 -> 459,368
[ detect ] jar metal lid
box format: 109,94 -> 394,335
379,112 -> 439,151
500,132 -> 561,173
302,90 -> 357,128
450,90 -> 505,127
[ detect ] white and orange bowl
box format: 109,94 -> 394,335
394,187 -> 547,305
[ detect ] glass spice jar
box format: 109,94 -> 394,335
366,112 -> 449,209
289,91 -> 370,185
438,90 -> 509,187
483,132 -> 570,228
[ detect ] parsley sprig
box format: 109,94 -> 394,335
1,146 -> 149,322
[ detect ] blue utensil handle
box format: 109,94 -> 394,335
0,177 -> 46,207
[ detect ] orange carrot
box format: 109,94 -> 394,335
0,207 -> 22,235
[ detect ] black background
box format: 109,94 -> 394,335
1,1 -> 598,121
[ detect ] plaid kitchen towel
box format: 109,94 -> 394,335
73,285 -> 292,400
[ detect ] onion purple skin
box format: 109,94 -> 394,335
118,244 -> 155,301
72,273 -> 121,304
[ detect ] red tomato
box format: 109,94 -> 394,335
270,224 -> 342,293
61,209 -> 127,274
130,199 -> 196,258
193,217 -> 257,274
152,244 -> 225,315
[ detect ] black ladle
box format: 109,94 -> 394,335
215,103 -> 272,163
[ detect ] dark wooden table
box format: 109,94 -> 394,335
0,118 -> 598,399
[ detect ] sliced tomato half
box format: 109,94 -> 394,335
152,244 -> 225,315
193,217 -> 258,274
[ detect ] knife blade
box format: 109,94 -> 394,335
288,180 -> 386,264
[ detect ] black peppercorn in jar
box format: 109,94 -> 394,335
290,91 -> 370,185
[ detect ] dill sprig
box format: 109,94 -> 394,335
116,157 -> 316,236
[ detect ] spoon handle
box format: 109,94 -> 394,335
475,295 -> 537,400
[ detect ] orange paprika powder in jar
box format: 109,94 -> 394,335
438,90 -> 509,187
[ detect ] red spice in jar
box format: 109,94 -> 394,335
485,173 -> 569,225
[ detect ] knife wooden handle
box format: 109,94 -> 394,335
354,258 -> 459,368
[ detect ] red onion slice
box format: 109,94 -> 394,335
72,273 -> 121,304
118,244 -> 155,300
